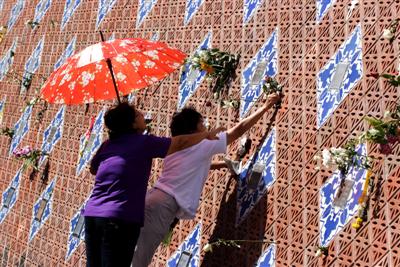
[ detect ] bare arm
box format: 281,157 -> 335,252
167,127 -> 226,155
210,161 -> 227,170
226,93 -> 281,145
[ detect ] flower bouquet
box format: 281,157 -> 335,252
13,146 -> 46,172
185,48 -> 240,99
202,238 -> 273,253
1,127 -> 15,139
262,76 -> 283,108
382,18 -> 399,44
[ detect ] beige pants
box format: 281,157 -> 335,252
131,188 -> 178,267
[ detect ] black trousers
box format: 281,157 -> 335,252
84,216 -> 141,267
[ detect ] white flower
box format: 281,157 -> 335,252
80,71 -> 95,87
203,243 -> 213,252
143,50 -> 159,60
144,60 -> 156,68
192,57 -> 200,64
115,55 -> 128,63
131,60 -> 141,67
198,50 -> 209,61
68,81 -> 76,91
59,73 -> 72,86
313,154 -> 321,161
116,72 -> 127,82
368,128 -> 380,136
315,249 -> 322,257
383,110 -> 392,120
382,29 -> 394,40
322,149 -> 335,169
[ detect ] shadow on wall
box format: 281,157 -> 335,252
201,175 -> 269,267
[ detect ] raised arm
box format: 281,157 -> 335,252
226,93 -> 281,145
167,126 -> 226,155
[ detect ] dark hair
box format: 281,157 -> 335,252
170,107 -> 202,137
104,102 -> 136,139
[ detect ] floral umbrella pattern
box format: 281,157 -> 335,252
167,223 -> 201,267
0,168 -> 22,224
236,128 -> 276,226
319,144 -> 368,247
41,38 -> 186,104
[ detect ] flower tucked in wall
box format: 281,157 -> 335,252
367,72 -> 400,87
26,20 -> 40,29
221,99 -> 239,110
1,127 -> 14,139
0,26 -> 7,44
262,76 -> 283,107
382,19 -> 399,44
13,146 -> 47,172
315,139 -> 372,177
359,103 -> 400,155
184,48 -> 240,99
202,238 -> 273,253
315,246 -> 328,257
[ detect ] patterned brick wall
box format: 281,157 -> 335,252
0,0 -> 399,266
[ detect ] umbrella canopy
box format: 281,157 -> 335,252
40,38 -> 186,104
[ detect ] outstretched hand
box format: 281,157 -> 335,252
264,92 -> 283,109
206,126 -> 226,140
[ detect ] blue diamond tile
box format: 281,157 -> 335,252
0,168 -> 22,224
184,0 -> 205,26
76,109 -> 105,176
96,0 -> 117,29
316,25 -> 362,128
178,31 -> 212,110
54,36 -> 76,70
151,31 -> 160,41
9,105 -> 33,155
236,128 -> 276,226
0,1 -> 4,12
0,97 -> 5,125
33,0 -> 52,24
29,177 -> 57,242
65,199 -> 87,260
167,223 -> 201,267
7,0 -> 25,31
0,39 -> 17,81
255,244 -> 276,267
21,36 -> 45,94
240,29 -> 278,118
39,106 -> 66,166
136,0 -> 158,28
61,0 -> 82,30
319,144 -> 367,247
316,0 -> 336,23
243,0 -> 264,25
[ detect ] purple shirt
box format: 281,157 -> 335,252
83,133 -> 171,224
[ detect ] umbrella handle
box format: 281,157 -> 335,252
99,31 -> 121,104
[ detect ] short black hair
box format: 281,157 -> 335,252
170,107 -> 202,137
104,102 -> 136,139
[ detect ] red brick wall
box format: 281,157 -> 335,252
0,0 -> 399,266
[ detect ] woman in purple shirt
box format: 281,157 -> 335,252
83,103 -> 222,267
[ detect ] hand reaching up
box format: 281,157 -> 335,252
206,126 -> 226,140
264,92 -> 283,109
